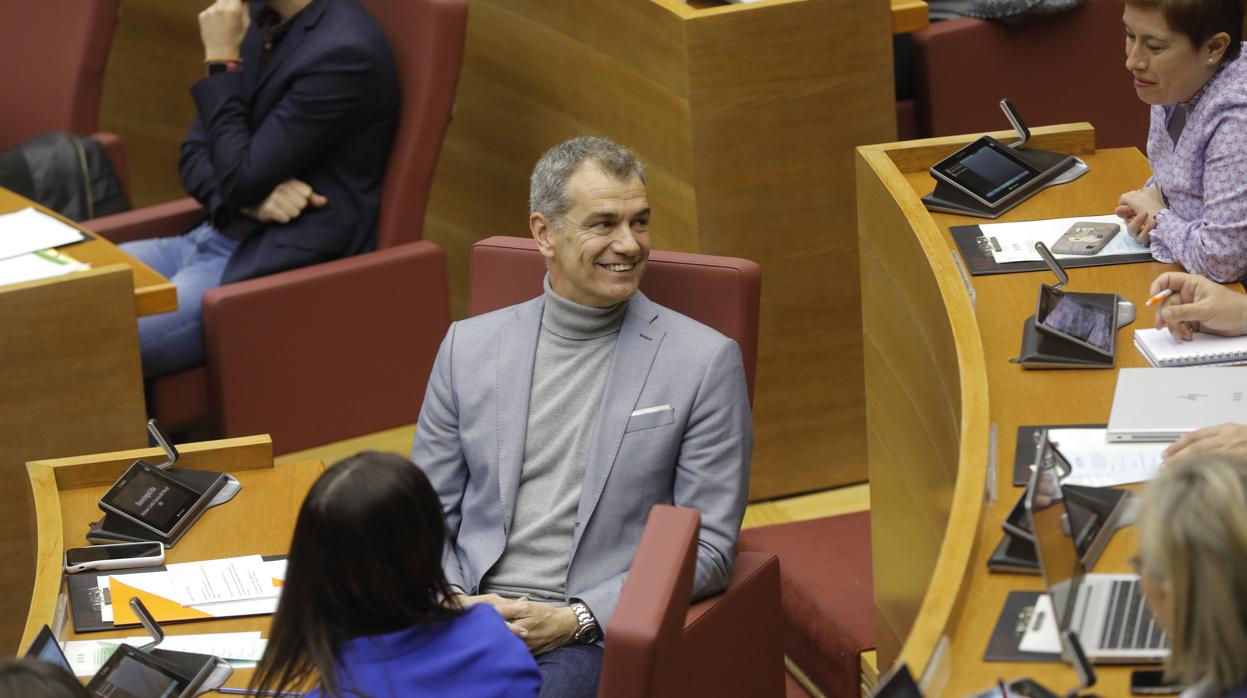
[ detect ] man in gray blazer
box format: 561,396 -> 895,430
412,136 -> 752,696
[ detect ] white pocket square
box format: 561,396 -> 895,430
630,405 -> 672,417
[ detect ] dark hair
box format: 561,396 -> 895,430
0,659 -> 88,698
1126,0 -> 1245,61
249,451 -> 460,698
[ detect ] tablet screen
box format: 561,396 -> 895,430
932,137 -> 1041,205
100,463 -> 200,535
87,648 -> 188,698
23,625 -> 73,676
1039,291 -> 1114,353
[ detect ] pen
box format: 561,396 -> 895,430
997,678 -> 1011,698
1145,288 -> 1174,306
214,688 -> 303,697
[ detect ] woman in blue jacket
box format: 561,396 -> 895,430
250,451 -> 540,698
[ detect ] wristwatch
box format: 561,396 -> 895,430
569,601 -> 601,644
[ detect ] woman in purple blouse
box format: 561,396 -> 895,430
1117,0 -> 1247,282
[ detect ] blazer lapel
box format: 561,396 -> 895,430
250,0 -> 328,96
495,298 -> 543,530
572,293 -> 665,551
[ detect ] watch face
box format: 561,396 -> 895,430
577,624 -> 602,644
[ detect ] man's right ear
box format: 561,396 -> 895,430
530,213 -> 557,259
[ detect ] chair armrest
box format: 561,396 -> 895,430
83,197 -> 204,245
91,132 -> 129,198
600,506 -> 700,698
201,241 -> 450,454
678,551 -> 784,698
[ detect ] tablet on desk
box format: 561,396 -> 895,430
930,136 -> 1045,209
97,460 -> 224,546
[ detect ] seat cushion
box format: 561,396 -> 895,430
739,512 -> 874,698
146,366 -> 210,430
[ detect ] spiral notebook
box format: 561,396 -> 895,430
1133,327 -> 1247,367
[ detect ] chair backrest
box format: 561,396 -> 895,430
467,236 -> 762,401
598,505 -> 700,698
0,0 -> 120,150
913,0 -> 1149,150
361,0 -> 469,249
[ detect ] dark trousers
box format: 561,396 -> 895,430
536,644 -> 604,698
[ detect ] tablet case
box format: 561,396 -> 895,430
1011,315 -> 1116,369
987,531 -> 1040,575
923,147 -> 1077,219
88,467 -> 231,547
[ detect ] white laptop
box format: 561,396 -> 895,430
1025,440 -> 1168,664
1107,367 -> 1247,442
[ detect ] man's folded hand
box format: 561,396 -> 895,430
242,178 -> 328,224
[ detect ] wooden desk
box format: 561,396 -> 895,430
21,436 -> 321,692
0,189 -> 176,316
856,124 -> 1171,695
1,188 -> 176,653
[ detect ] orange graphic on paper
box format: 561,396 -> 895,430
109,576 -> 214,625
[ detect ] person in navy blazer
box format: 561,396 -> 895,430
412,137 -> 753,697
121,0 -> 398,377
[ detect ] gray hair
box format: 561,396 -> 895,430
529,137 -> 646,227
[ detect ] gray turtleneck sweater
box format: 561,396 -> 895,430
480,277 -> 627,603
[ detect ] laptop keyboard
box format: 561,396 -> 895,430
1100,579 -> 1170,651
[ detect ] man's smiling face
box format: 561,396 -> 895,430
533,162 -> 650,307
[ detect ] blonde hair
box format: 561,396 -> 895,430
1138,455 -> 1247,693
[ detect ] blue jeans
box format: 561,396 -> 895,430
536,644 -> 603,698
120,222 -> 239,378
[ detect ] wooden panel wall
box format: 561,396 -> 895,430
0,267 -> 147,653
99,0 -> 898,499
100,0 -> 203,207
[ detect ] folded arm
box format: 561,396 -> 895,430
179,44 -> 378,226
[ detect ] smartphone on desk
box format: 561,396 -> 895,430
1052,221 -> 1119,255
1131,670 -> 1182,695
64,541 -> 164,573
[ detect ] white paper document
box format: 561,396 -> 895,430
167,555 -> 279,606
0,207 -> 86,262
1047,428 -> 1167,487
0,249 -> 89,287
99,559 -> 286,623
982,214 -> 1150,264
62,632 -> 266,677
1018,593 -> 1061,653
63,638 -> 123,677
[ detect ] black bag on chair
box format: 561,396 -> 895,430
0,131 -> 131,222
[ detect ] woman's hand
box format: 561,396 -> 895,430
1117,185 -> 1166,244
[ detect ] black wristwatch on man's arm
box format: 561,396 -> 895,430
568,600 -> 602,644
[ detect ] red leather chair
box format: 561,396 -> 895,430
739,512 -> 874,698
469,236 -> 783,698
599,505 -> 699,698
913,0 -> 1150,150
83,0 -> 469,454
0,0 -> 128,190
